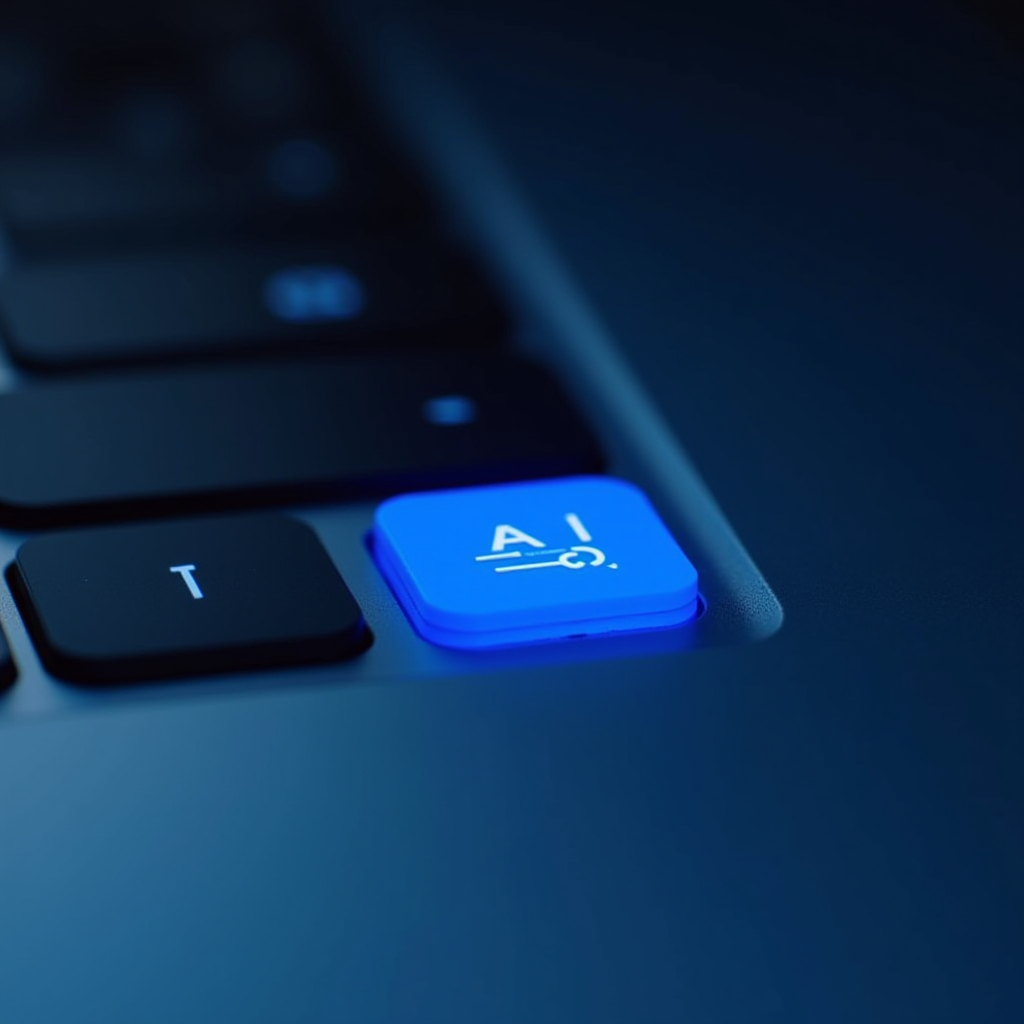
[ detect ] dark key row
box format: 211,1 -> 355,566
0,3 -> 427,252
0,240 -> 506,370
0,141 -> 424,256
0,353 -> 603,528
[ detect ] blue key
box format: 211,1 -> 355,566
372,476 -> 699,649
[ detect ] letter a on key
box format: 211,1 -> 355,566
491,525 -> 546,552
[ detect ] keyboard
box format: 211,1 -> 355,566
0,0 -> 778,718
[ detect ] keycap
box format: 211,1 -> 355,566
0,354 -> 602,528
0,623 -> 16,690
7,515 -> 368,684
0,143 -> 422,257
0,241 -> 504,370
372,476 -> 700,649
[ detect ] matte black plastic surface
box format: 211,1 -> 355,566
0,353 -> 602,527
10,515 -> 367,683
0,240 -> 504,369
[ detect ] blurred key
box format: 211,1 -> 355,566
0,136 -> 424,255
0,241 -> 506,370
0,354 -> 603,528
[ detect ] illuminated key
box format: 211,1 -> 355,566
373,477 -> 699,649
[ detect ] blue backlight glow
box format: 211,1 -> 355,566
263,265 -> 365,323
422,395 -> 478,426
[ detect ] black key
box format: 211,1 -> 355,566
0,241 -> 504,370
0,141 -> 423,256
0,623 -> 15,690
7,515 -> 368,684
0,354 -> 603,528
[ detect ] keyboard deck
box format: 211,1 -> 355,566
0,0 -> 780,721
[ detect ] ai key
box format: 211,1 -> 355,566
7,515 -> 368,684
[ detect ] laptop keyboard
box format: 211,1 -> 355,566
0,0 -> 613,686
0,1 -> 714,693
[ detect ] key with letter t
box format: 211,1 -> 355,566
7,515 -> 368,683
